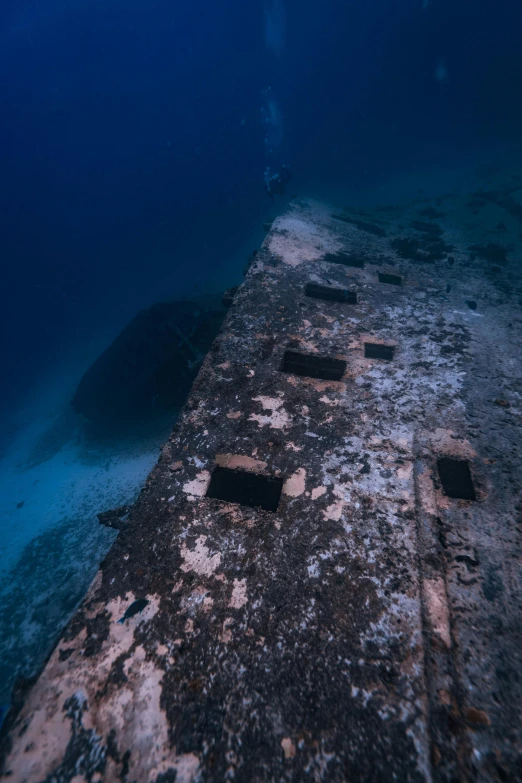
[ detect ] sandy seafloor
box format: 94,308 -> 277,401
0,376 -> 175,710
1,147 -> 521,717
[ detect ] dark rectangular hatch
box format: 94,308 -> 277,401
206,466 -> 283,512
323,252 -> 365,268
305,283 -> 357,304
437,458 -> 476,500
378,272 -> 402,286
364,343 -> 395,361
281,350 -> 346,381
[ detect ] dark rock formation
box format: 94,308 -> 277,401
221,286 -> 239,307
72,299 -> 226,428
97,505 -> 130,530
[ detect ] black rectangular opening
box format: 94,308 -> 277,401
364,343 -> 395,361
305,283 -> 357,304
437,458 -> 476,500
378,272 -> 402,286
323,252 -> 365,269
206,465 -> 283,512
281,350 -> 346,381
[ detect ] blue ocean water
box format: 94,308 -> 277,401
1,0 -> 521,710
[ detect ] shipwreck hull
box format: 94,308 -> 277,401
2,198 -> 521,782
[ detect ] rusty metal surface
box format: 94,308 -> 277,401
1,197 -> 521,782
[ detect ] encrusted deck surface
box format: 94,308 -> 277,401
2,197 -> 521,782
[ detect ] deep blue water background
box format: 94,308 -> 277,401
1,0 -> 522,706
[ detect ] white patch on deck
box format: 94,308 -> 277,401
428,428 -> 476,459
322,484 -> 346,521
311,486 -> 326,500
229,578 -> 248,609
323,501 -> 343,521
307,558 -> 320,578
282,468 -> 306,497
416,466 -> 438,516
216,454 -> 267,472
397,461 -> 413,481
319,395 -> 339,406
114,645 -> 200,781
183,471 -> 211,498
180,535 -> 222,577
267,209 -> 341,267
425,577 -> 451,647
285,441 -> 302,452
281,737 -> 296,758
249,395 -> 290,429
1,593 -> 193,783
